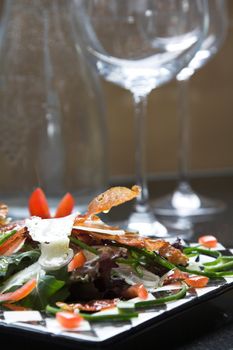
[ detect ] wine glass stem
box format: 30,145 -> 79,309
132,92 -> 149,212
177,76 -> 191,187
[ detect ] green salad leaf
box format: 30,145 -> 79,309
20,274 -> 69,310
0,250 -> 40,282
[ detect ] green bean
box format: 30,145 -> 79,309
183,246 -> 221,259
135,283 -> 187,308
80,312 -> 138,321
70,236 -> 99,255
46,305 -> 61,315
111,241 -> 176,270
204,255 -> 233,267
204,260 -> 233,272
179,265 -> 233,278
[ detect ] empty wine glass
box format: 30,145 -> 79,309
153,0 -> 228,217
72,0 -> 208,236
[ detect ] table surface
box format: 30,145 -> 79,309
1,175 -> 233,350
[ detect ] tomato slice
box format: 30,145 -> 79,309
55,193 -> 75,218
0,278 -> 37,302
198,235 -> 218,248
68,251 -> 86,272
136,284 -> 149,299
56,311 -> 83,329
185,276 -> 209,288
122,283 -> 148,300
28,188 -> 51,218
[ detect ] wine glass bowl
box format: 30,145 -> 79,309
73,0 -> 208,236
77,0 -> 208,95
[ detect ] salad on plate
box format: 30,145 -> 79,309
0,186 -> 232,329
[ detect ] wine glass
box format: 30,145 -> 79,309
153,0 -> 228,218
72,0 -> 208,236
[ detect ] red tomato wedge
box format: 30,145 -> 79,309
184,276 -> 209,288
0,278 -> 37,302
198,235 -> 218,248
55,193 -> 75,218
28,188 -> 51,218
122,283 -> 148,300
56,311 -> 83,329
68,251 -> 86,272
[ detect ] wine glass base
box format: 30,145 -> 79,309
126,210 -> 170,238
127,212 -> 195,239
153,190 -> 226,217
157,217 -> 194,240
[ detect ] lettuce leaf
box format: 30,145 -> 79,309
20,275 -> 69,310
0,250 -> 40,282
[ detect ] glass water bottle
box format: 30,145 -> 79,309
0,0 -> 107,218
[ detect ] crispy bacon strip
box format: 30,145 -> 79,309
74,230 -> 165,250
74,185 -> 140,226
117,234 -> 188,265
72,230 -> 188,266
87,185 -> 140,217
73,230 -> 145,249
158,243 -> 188,266
57,299 -> 119,313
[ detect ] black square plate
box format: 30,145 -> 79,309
1,245 -> 233,349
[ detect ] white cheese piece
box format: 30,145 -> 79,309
25,214 -> 76,271
73,219 -> 125,236
39,238 -> 73,271
25,214 -> 76,243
